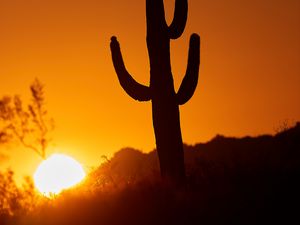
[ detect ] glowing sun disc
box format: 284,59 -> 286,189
34,154 -> 86,196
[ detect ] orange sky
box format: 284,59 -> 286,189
0,0 -> 299,182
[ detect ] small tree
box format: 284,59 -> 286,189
0,79 -> 53,159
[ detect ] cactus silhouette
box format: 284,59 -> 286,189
110,0 -> 200,185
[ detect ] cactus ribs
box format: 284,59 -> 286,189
110,0 -> 200,186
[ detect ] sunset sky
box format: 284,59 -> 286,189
0,0 -> 299,183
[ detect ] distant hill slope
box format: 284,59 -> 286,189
3,123 -> 298,225
83,123 -> 299,224
91,122 -> 300,187
185,121 -> 300,175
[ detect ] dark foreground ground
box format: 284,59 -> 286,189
1,123 -> 299,225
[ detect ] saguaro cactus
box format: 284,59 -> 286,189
110,0 -> 200,185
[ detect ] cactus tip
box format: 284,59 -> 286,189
110,36 -> 119,49
111,36 -> 117,42
191,33 -> 200,43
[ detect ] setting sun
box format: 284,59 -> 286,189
34,154 -> 86,197
0,0 -> 299,224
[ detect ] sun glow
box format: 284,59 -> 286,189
34,154 -> 86,197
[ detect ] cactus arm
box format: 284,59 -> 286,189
110,36 -> 151,102
176,33 -> 200,105
168,0 -> 188,39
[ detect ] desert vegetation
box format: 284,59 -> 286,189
1,1 -> 299,224
111,0 -> 200,185
0,79 -> 53,159
1,122 -> 299,225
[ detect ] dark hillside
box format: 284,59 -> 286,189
90,123 -> 300,224
2,123 -> 299,225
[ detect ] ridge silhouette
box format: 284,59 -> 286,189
110,0 -> 200,186
1,123 -> 299,224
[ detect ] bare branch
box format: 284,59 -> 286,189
0,79 -> 53,159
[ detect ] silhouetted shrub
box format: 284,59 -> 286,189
1,123 -> 299,225
0,170 -> 38,225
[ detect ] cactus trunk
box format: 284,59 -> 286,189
151,85 -> 186,184
110,0 -> 200,186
